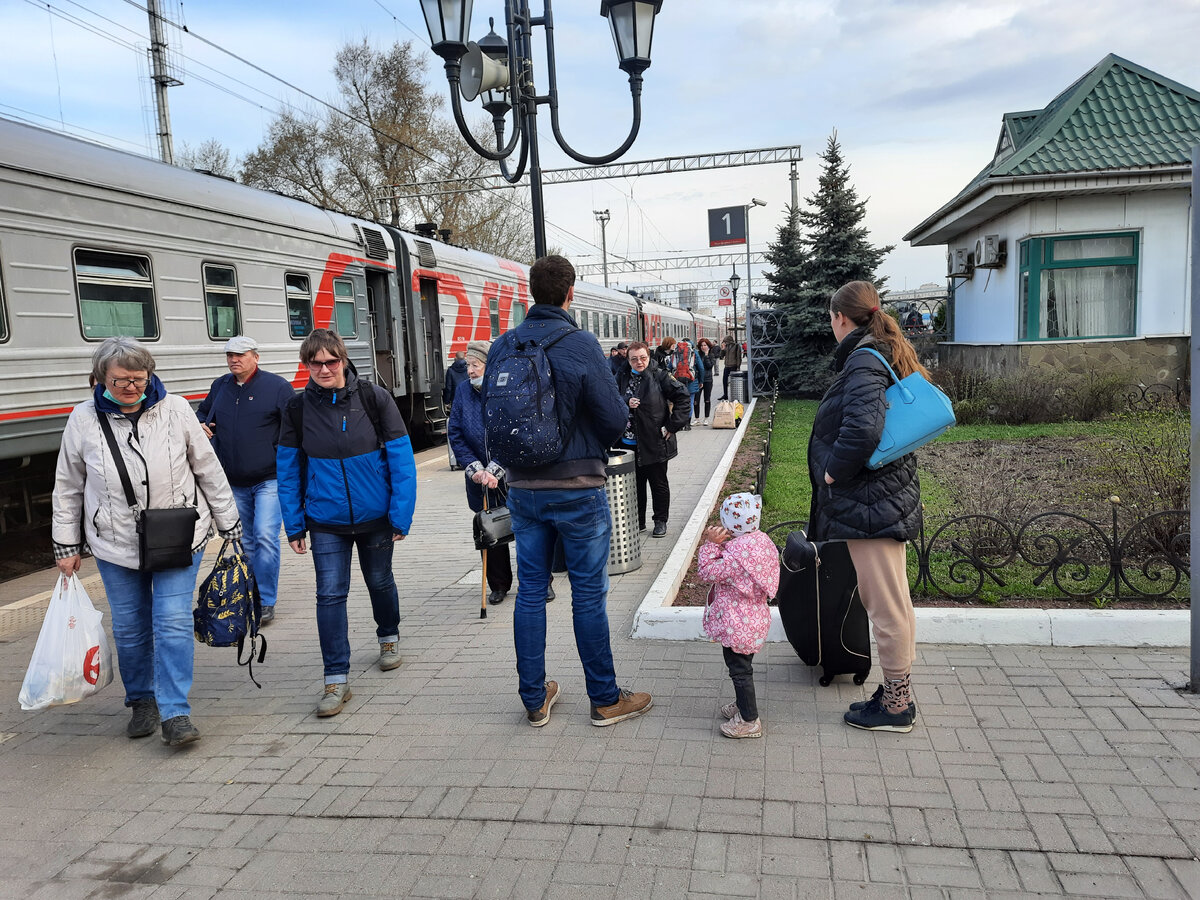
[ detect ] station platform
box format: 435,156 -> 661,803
0,421 -> 1197,898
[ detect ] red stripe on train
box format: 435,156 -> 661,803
1,392 -> 209,424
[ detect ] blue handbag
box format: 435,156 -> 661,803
853,348 -> 955,469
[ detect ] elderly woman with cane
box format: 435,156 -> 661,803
448,340 -> 512,609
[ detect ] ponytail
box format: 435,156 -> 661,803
830,281 -> 930,380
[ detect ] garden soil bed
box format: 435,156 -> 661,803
673,431 -> 1188,609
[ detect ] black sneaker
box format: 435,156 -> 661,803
652,522 -> 667,538
843,697 -> 915,733
127,697 -> 159,739
161,715 -> 201,747
849,685 -> 916,715
260,605 -> 275,625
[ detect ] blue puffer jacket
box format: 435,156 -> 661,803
447,381 -> 502,513
276,367 -> 416,541
489,304 -> 628,486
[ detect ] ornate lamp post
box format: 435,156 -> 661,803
729,267 -> 741,346
418,0 -> 663,259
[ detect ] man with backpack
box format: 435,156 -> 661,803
484,255 -> 652,730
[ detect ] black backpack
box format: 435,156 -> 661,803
482,322 -> 577,468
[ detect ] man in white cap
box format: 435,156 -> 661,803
196,336 -> 296,624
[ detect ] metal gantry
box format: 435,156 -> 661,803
575,251 -> 768,277
380,145 -> 803,202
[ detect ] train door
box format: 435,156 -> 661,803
418,276 -> 448,438
365,269 -> 399,393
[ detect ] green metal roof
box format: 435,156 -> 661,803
907,55 -> 1200,244
995,54 -> 1200,176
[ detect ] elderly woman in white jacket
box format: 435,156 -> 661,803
52,337 -> 240,747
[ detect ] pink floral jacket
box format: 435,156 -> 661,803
698,530 -> 780,655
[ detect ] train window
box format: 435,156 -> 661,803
203,264 -> 240,340
603,315 -> 611,339
332,278 -> 357,337
75,248 -> 158,340
286,273 -> 313,338
489,295 -> 500,337
512,302 -> 526,327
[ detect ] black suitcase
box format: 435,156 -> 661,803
771,524 -> 872,686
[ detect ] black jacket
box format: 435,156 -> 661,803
195,368 -> 296,487
615,360 -> 691,467
807,327 -> 921,542
701,347 -> 720,385
443,358 -> 469,407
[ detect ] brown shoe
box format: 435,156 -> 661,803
527,681 -> 560,727
590,688 -> 652,726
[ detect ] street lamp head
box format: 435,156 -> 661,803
419,0 -> 474,62
600,0 -> 663,76
751,198 -> 767,208
729,270 -> 741,292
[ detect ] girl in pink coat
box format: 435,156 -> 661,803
699,493 -> 780,738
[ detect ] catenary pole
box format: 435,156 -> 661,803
146,0 -> 175,165
1191,146 -> 1199,691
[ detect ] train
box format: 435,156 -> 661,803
0,117 -> 721,530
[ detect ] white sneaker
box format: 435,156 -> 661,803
702,418 -> 709,426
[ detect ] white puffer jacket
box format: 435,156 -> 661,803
52,394 -> 239,570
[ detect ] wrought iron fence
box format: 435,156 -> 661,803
769,503 -> 1188,605
1121,380 -> 1189,412
752,385 -> 779,497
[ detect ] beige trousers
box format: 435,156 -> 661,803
846,539 -> 916,679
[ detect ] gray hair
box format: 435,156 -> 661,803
92,336 -> 156,384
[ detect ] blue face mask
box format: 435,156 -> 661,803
103,389 -> 146,406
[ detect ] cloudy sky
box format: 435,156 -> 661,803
3,0 -> 1199,303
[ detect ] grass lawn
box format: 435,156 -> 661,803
762,399 -> 1189,606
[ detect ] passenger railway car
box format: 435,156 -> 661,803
0,118 -> 720,526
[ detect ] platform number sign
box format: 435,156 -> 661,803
708,206 -> 746,247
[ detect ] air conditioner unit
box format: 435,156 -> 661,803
950,247 -> 974,278
975,234 -> 1007,268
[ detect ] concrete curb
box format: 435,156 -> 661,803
629,398 -> 1189,649
630,398 -> 759,640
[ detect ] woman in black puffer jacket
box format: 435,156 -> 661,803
808,281 -> 925,734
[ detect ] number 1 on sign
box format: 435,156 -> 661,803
722,213 -> 731,234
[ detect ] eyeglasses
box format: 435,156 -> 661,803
109,377 -> 149,389
307,357 -> 343,371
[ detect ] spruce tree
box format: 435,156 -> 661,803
766,131 -> 894,395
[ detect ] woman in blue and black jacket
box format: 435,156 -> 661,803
277,329 -> 417,718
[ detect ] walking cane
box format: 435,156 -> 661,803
480,491 -> 489,620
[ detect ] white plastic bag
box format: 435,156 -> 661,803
19,574 -> 114,711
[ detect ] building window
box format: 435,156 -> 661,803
332,278 -> 357,337
203,264 -> 240,340
286,273 -> 313,338
75,248 -> 158,340
1018,232 -> 1137,340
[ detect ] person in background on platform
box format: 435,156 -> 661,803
277,329 -> 417,718
808,281 -> 924,733
493,254 -> 652,729
443,350 -> 469,410
52,337 -> 241,747
654,336 -> 676,368
615,341 -> 690,539
695,337 -> 720,425
672,339 -> 704,430
609,342 -> 629,377
196,336 -> 295,625
448,339 -> 512,606
698,493 -> 779,739
719,334 -> 742,400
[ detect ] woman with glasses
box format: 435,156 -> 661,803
51,337 -> 241,747
276,329 -> 417,718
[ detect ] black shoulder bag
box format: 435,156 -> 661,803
96,409 -> 199,571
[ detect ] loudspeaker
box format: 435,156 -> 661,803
460,42 -> 510,102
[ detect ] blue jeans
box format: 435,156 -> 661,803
231,480 -> 282,607
508,487 -> 619,711
310,529 -> 400,684
94,550 -> 205,721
